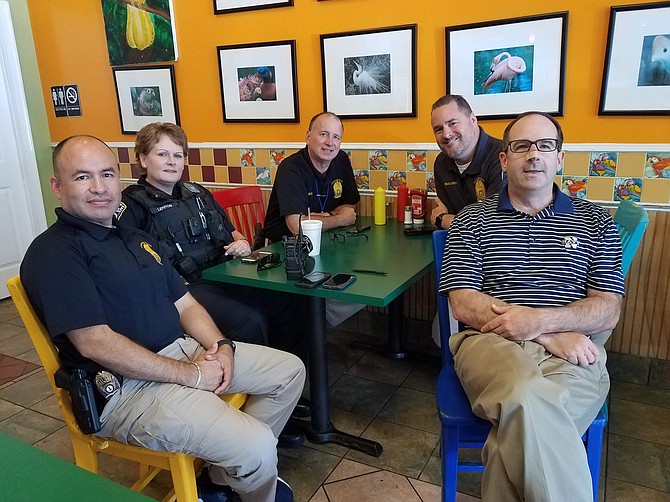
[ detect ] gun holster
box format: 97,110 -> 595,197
55,368 -> 102,434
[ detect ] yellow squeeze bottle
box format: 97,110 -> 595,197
374,187 -> 386,225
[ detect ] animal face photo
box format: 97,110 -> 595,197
130,86 -> 163,117
637,34 -> 670,86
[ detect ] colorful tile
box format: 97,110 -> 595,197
644,152 -> 670,178
406,150 -> 427,172
561,176 -> 588,199
613,177 -> 642,203
270,149 -> 286,168
368,150 -> 388,170
388,171 -> 407,191
589,151 -> 617,177
256,167 -> 271,185
240,148 -> 255,167
354,170 -> 370,190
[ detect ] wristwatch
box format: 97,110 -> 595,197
216,338 -> 236,354
435,212 -> 448,229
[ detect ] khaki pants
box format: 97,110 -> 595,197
450,330 -> 610,502
99,338 -> 305,502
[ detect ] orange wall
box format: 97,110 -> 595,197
28,0 -> 668,144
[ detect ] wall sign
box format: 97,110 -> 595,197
50,84 -> 81,117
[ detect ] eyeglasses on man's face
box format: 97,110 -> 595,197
506,138 -> 560,154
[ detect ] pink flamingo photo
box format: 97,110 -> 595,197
481,52 -> 527,93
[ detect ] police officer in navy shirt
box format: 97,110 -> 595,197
262,112 -> 360,243
21,135 -> 304,501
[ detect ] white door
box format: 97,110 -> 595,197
0,1 -> 47,298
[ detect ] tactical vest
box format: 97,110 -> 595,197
125,182 -> 233,281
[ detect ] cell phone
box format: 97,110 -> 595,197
322,273 -> 357,290
347,225 -> 371,234
241,251 -> 272,264
403,226 -> 434,236
295,271 -> 331,289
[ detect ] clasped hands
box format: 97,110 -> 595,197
481,303 -> 599,367
192,343 -> 235,394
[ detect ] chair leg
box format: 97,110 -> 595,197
168,454 -> 199,502
71,437 -> 99,473
441,427 -> 459,502
585,425 -> 605,502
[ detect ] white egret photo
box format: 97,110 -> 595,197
344,54 -> 391,95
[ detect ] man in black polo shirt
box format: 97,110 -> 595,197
430,95 -> 503,229
262,112 -> 360,243
441,112 -> 624,501
21,135 -> 304,502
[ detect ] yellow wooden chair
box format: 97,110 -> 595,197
7,276 -> 248,502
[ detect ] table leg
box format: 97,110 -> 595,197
292,295 -> 383,457
351,293 -> 407,359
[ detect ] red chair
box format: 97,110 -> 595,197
213,186 -> 266,246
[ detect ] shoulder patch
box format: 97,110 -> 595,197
114,202 -> 127,220
140,241 -> 162,265
182,182 -> 201,194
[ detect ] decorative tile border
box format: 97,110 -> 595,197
93,142 -> 670,206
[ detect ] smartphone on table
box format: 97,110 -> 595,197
295,271 -> 332,289
322,273 -> 357,290
241,251 -> 272,264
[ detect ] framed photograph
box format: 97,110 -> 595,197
217,40 -> 298,123
599,2 -> 670,115
112,65 -> 180,135
446,12 -> 568,120
320,24 -> 417,119
214,0 -> 292,15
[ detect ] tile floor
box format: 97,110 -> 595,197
0,297 -> 669,501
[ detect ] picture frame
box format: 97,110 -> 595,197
599,2 -> 670,116
320,24 -> 417,119
213,0 -> 292,15
217,40 -> 299,123
446,12 -> 568,120
112,65 -> 180,135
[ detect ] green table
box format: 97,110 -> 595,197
0,432 -> 152,501
203,217 -> 434,456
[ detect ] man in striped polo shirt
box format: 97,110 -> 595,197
440,112 -> 625,501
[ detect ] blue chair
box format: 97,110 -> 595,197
433,199 -> 648,502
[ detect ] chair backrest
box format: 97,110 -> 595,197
6,276 -> 86,437
613,199 -> 649,277
212,186 -> 266,244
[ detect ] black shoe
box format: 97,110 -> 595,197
275,477 -> 293,502
291,397 -> 311,418
197,468 -> 237,502
277,423 -> 304,449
